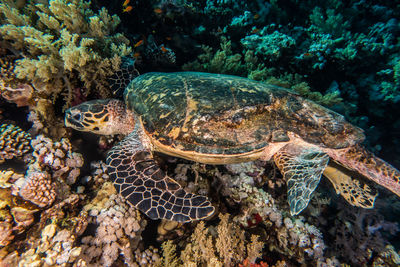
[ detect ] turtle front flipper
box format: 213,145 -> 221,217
106,132 -> 215,223
274,144 -> 329,215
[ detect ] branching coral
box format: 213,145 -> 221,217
183,36 -> 267,77
265,75 -> 342,107
241,27 -> 296,61
177,213 -> 263,266
158,213 -> 263,266
0,0 -> 132,107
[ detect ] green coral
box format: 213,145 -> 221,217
183,36 -> 272,78
241,27 -> 296,61
183,37 -> 253,75
266,75 -> 342,106
309,6 -> 349,38
373,58 -> 400,103
0,0 -> 132,107
184,37 -> 342,107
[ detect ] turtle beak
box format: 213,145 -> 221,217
64,109 -> 73,127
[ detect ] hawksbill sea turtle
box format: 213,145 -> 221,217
65,71 -> 400,222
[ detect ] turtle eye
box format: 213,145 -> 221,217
73,113 -> 82,121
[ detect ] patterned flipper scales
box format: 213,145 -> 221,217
323,165 -> 377,208
274,144 -> 329,215
107,132 -> 215,222
108,57 -> 139,97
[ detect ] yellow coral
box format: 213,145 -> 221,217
0,0 -> 132,108
160,240 -> 180,267
178,213 -> 263,266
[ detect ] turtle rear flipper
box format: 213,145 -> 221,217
107,132 -> 215,223
323,164 -> 377,208
274,144 -> 329,215
328,145 -> 400,199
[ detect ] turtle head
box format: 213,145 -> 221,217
65,99 -> 135,135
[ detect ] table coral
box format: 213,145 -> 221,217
0,123 -> 31,163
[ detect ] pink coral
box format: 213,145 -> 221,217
31,135 -> 84,184
1,83 -> 33,107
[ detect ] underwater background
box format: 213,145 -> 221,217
0,0 -> 400,266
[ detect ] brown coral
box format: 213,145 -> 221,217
18,171 -> 56,208
0,213 -> 14,247
0,56 -> 17,84
0,123 -> 31,163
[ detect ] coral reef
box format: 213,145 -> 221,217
217,162 -> 327,264
183,37 -> 342,107
1,0 -> 400,266
0,169 -> 39,247
330,203 -> 399,265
